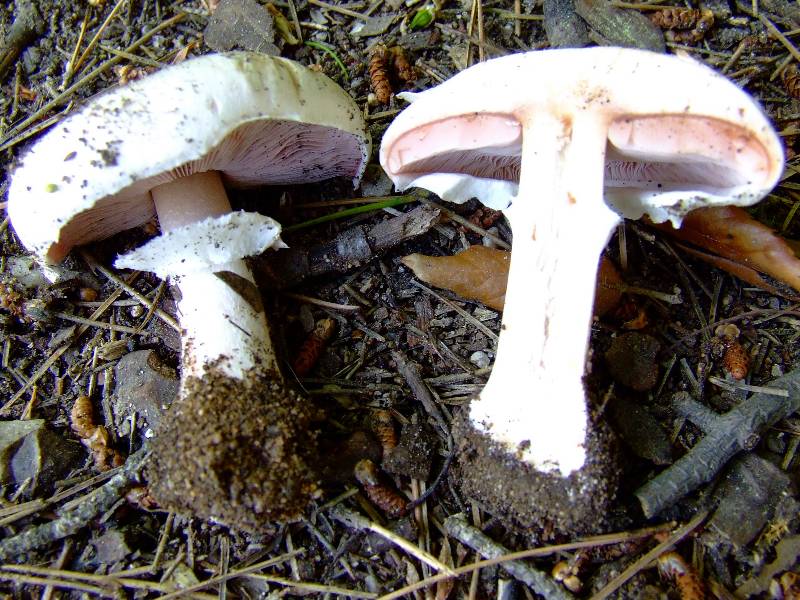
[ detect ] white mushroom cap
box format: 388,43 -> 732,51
382,48 -> 783,224
9,52 -> 370,263
381,48 -> 783,479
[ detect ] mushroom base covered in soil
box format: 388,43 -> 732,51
453,407 -> 621,535
147,365 -> 319,530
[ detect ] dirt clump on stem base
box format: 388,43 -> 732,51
147,365 -> 318,531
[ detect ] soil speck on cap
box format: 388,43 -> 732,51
147,367 -> 318,531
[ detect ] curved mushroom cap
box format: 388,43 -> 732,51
380,47 -> 783,223
9,52 -> 371,262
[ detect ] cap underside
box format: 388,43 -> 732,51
45,119 -> 364,261
386,113 -> 773,213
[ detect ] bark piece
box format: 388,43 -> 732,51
255,205 -> 441,289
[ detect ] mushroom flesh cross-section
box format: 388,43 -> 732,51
380,47 -> 783,530
8,52 -> 370,529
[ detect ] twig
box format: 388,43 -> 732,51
410,280 -> 499,342
255,205 -> 440,288
306,0 -> 370,19
71,0 -> 128,78
420,199 -> 510,249
84,254 -> 180,332
391,349 -> 451,438
329,506 -> 455,575
379,522 -> 673,599
0,449 -> 148,561
590,509 -> 710,600
635,368 -> 800,518
759,15 -> 800,63
444,514 -> 574,600
281,292 -> 361,312
156,551 -> 305,600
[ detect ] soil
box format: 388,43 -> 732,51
1,0 -> 800,597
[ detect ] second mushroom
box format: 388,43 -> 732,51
380,47 -> 783,531
9,52 -> 370,529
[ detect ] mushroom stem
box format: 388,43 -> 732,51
469,112 -> 620,475
151,170 -> 278,379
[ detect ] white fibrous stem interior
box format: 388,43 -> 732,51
468,113 -> 620,476
151,170 -> 278,380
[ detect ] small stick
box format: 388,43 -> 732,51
444,514 -> 574,600
306,0 -> 370,19
329,506 -> 455,575
591,508 -> 710,600
391,349 -> 451,437
0,449 -> 148,560
635,368 -> 800,518
760,15 -> 800,62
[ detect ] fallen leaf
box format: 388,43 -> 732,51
656,206 -> 800,294
402,245 -> 623,315
402,245 -> 508,310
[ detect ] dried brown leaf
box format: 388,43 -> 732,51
402,246 -> 622,316
402,245 -> 508,311
657,206 -> 800,294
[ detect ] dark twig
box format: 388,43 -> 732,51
635,369 -> 800,518
0,449 -> 148,561
391,349 -> 450,438
254,205 -> 441,289
444,514 -> 575,600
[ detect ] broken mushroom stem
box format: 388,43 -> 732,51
151,170 -> 278,379
472,112 -> 619,474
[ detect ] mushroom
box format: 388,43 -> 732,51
380,47 -> 782,530
8,52 -> 370,529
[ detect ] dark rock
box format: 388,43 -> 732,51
607,396 -> 672,465
383,419 -> 437,480
112,350 -> 179,436
93,529 -> 136,565
204,0 -> 279,54
575,0 -> 665,52
543,0 -> 591,48
0,420 -> 83,491
708,453 -> 791,549
605,332 -> 661,392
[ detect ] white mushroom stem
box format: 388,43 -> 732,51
468,112 -> 620,476
151,171 -> 277,380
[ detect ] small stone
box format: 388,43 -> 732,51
605,332 -> 661,392
112,350 -> 179,435
607,396 -> 672,465
1,420 -> 83,492
469,350 -> 490,369
93,529 -> 135,565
